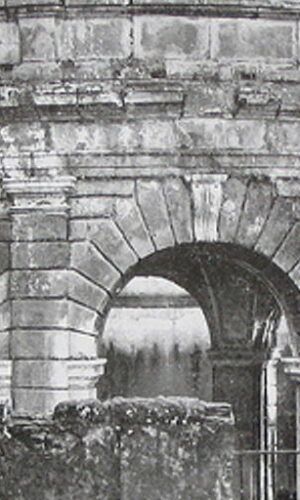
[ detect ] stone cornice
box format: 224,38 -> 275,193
3,80 -> 300,122
3,152 -> 300,178
2,1 -> 300,19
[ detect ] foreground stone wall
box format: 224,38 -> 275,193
0,398 -> 234,500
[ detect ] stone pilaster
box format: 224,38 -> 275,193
2,177 -> 105,415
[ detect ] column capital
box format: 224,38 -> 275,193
2,176 -> 76,213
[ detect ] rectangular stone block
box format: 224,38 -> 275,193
11,270 -> 68,298
0,332 -> 10,359
19,17 -> 57,62
77,179 -> 134,196
71,242 -> 121,292
57,18 -> 131,61
192,175 -> 224,242
68,270 -> 109,314
255,198 -> 296,258
14,360 -> 68,389
69,332 -> 98,359
0,123 -> 46,152
235,180 -> 274,248
0,23 -> 20,65
89,219 -> 138,273
12,213 -> 67,241
267,122 -> 300,153
68,300 -> 99,335
0,272 -> 9,304
12,299 -> 68,328
212,19 -> 296,61
13,388 -> 69,416
0,244 -> 10,274
274,222 -> 300,273
136,180 -> 175,250
134,17 -> 209,60
11,329 -> 69,359
12,242 -> 69,269
115,198 -> 155,259
219,177 -> 247,242
0,301 -> 10,331
70,196 -> 116,218
175,118 -> 266,151
0,218 -> 11,241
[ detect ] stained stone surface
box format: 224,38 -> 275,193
0,398 -> 234,500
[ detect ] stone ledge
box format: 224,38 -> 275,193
0,0 -> 300,18
53,396 -> 234,426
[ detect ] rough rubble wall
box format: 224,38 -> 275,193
0,398 -> 234,500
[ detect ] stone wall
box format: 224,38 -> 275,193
0,0 -> 299,416
0,398 -> 234,500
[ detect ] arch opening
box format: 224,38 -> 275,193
97,241 -> 299,499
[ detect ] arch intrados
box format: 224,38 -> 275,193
103,242 -> 300,353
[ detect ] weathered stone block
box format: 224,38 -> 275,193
12,242 -> 69,269
219,177 -> 248,242
89,219 -> 138,273
212,19 -> 296,60
0,301 -> 10,331
0,272 -> 9,304
70,196 -> 116,218
13,388 -> 69,415
10,270 -> 68,297
235,179 -> 274,248
175,118 -> 266,151
0,23 -> 20,65
192,175 -> 224,242
14,360 -> 68,389
163,177 -> 193,244
11,329 -> 69,359
276,178 -> 300,197
12,213 -> 67,241
12,299 -> 68,328
68,270 -> 109,314
267,122 -> 300,153
0,218 -> 11,241
19,17 -> 57,62
0,331 -> 10,359
115,197 -> 155,259
69,332 -> 98,359
139,120 -> 177,150
0,123 -> 46,152
77,179 -> 134,196
68,300 -> 99,335
134,17 -> 209,60
71,242 -> 121,292
136,179 -> 175,250
255,198 -> 296,258
58,18 -> 131,61
274,222 -> 300,273
0,244 -> 10,274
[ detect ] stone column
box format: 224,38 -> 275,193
3,177 -> 105,416
283,358 -> 300,500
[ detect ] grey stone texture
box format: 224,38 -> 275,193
0,398 -> 235,500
